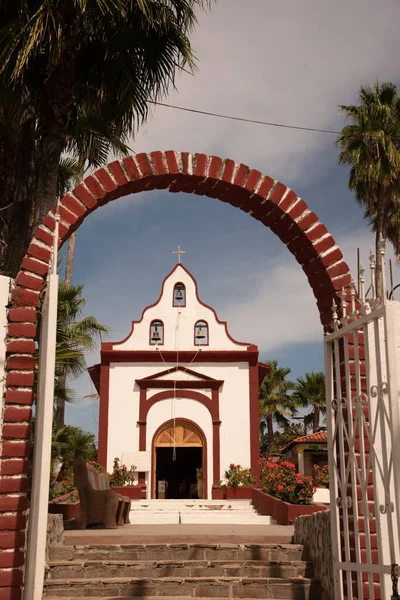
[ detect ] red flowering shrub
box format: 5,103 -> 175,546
108,458 -> 136,487
259,457 -> 314,505
312,464 -> 329,488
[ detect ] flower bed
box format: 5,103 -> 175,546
111,485 -> 146,499
225,486 -> 254,500
252,488 -> 328,525
48,490 -> 81,521
212,485 -> 226,500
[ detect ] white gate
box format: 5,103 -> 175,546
325,256 -> 400,600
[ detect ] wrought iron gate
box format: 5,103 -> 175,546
325,262 -> 400,600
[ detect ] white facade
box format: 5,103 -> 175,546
111,265 -> 249,352
93,264 -> 260,499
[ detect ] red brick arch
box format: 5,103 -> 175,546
0,150 -> 353,600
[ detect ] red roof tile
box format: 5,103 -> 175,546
281,431 -> 328,453
292,431 -> 327,444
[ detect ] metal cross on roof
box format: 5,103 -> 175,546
173,246 -> 186,263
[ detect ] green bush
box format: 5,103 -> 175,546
220,464 -> 256,488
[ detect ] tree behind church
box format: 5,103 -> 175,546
36,281 -> 109,428
336,82 -> 400,300
258,361 -> 296,441
0,0 -> 214,274
292,372 -> 326,433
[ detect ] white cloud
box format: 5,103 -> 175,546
129,0 -> 400,188
219,229 -> 398,353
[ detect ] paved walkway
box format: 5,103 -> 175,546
64,523 -> 294,546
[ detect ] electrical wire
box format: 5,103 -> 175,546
149,100 -> 341,135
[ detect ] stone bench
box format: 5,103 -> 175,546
73,459 -> 131,529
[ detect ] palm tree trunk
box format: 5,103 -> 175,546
266,415 -> 274,439
33,32 -> 78,231
375,203 -> 387,301
65,232 -> 76,287
56,199 -> 79,427
313,407 -> 320,433
2,112 -> 37,276
55,392 -> 66,430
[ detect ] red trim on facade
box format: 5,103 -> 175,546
258,362 -> 270,386
211,389 -> 221,485
194,320 -> 209,347
137,379 -> 223,390
88,364 -> 101,394
249,362 -> 260,479
151,418 -> 208,499
141,389 -> 219,421
173,282 -> 186,307
137,365 -> 219,383
101,348 -> 259,365
97,364 -> 110,468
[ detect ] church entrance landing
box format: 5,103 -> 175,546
152,420 -> 206,499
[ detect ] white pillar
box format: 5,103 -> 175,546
297,450 -> 305,476
24,216 -> 59,600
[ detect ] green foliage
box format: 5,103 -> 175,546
259,360 -> 296,438
292,372 -> 326,433
35,281 -> 109,419
0,0 -> 215,272
336,82 -> 400,297
260,423 -> 304,456
29,418 -> 96,500
221,464 -> 256,488
259,458 -> 314,505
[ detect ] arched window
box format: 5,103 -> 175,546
150,320 -> 164,345
194,320 -> 209,346
173,282 -> 186,307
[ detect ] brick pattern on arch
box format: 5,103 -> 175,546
0,151 -> 354,600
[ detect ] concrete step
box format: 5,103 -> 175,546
130,503 -> 255,511
44,597 -> 296,600
43,575 -> 321,599
46,558 -> 313,579
48,544 -> 307,563
129,508 -> 259,513
129,515 -> 275,525
180,515 -> 274,525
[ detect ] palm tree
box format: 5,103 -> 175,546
55,425 -> 96,482
54,282 -> 109,427
259,361 -> 296,440
36,281 -> 109,427
336,82 -> 400,300
292,372 -> 326,433
0,0 -> 214,273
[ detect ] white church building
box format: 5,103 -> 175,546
89,255 -> 267,500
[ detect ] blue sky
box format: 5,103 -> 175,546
63,0 -> 400,438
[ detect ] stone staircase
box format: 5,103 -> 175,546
44,542 -> 322,599
129,499 -> 275,525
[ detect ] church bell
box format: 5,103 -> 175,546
175,287 -> 184,301
151,326 -> 161,342
196,326 -> 205,340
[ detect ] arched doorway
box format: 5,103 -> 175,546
152,419 -> 207,500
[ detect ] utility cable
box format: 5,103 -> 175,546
149,100 -> 341,135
